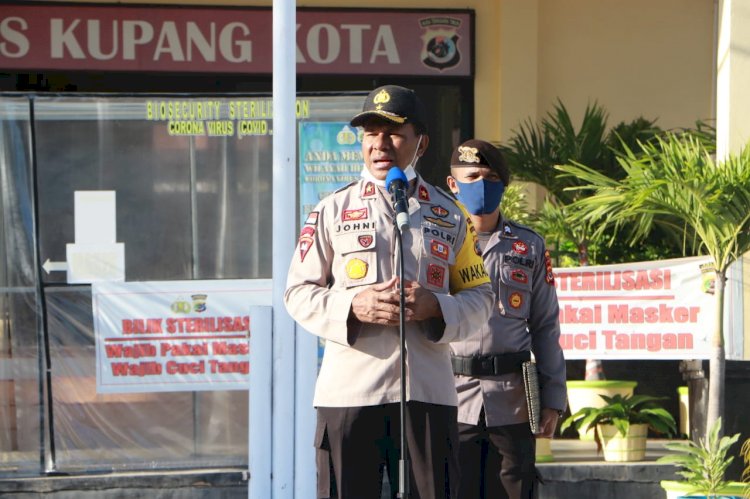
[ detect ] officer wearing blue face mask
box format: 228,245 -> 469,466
446,139 -> 567,499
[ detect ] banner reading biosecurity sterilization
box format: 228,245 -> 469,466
554,256 -> 716,360
93,279 -> 271,393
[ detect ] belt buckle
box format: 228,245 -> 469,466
477,356 -> 494,375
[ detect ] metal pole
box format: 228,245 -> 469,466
395,227 -> 410,498
269,0 -> 296,497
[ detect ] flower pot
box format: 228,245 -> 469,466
566,380 -> 637,440
535,437 -> 553,463
660,479 -> 746,499
597,423 -> 647,462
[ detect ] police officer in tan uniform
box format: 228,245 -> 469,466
446,140 -> 567,499
285,86 -> 494,499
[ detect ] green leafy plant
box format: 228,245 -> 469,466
658,417 -> 740,497
560,393 -> 677,449
557,132 -> 750,433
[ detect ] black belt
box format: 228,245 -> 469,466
451,351 -> 531,376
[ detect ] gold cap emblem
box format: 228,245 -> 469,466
373,89 -> 391,105
457,146 -> 481,164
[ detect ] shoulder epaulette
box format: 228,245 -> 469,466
505,219 -> 543,240
432,184 -> 458,204
332,179 -> 359,194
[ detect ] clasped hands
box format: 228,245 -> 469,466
350,276 -> 440,326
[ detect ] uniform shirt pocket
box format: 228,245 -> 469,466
498,265 -> 532,318
336,231 -> 378,288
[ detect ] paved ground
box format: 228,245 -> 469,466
0,439 -> 682,498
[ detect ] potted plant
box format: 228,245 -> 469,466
566,380 -> 637,440
560,393 -> 676,462
658,417 -> 745,498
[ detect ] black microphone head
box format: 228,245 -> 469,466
385,166 -> 408,193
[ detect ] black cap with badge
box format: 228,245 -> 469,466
450,139 -> 511,186
350,85 -> 428,133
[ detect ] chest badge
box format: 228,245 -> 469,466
511,269 -> 528,284
430,205 -> 449,218
509,292 -> 523,309
424,216 -> 456,228
358,235 -> 374,248
342,207 -> 368,221
426,264 -> 446,288
512,240 -> 528,254
430,240 -> 449,260
346,258 -> 368,279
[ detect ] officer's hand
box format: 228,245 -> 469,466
402,280 -> 441,321
350,276 -> 404,326
538,408 -> 561,438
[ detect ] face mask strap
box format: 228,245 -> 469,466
408,135 -> 423,169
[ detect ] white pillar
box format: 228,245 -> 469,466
271,0 -> 296,497
716,0 -> 750,159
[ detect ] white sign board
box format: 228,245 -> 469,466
555,256 -> 716,360
93,279 -> 272,393
67,191 -> 125,283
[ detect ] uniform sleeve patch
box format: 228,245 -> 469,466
298,226 -> 315,262
467,218 -> 482,256
304,211 -> 319,226
544,249 -> 555,285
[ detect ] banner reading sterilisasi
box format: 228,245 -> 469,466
554,256 -> 716,360
93,279 -> 271,393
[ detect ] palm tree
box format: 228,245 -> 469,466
557,131 -> 750,435
501,100 -> 663,379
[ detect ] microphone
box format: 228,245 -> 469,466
385,167 -> 410,232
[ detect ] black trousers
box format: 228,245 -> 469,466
315,402 -> 460,499
457,413 -> 537,499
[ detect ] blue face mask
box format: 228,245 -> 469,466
454,179 -> 506,215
